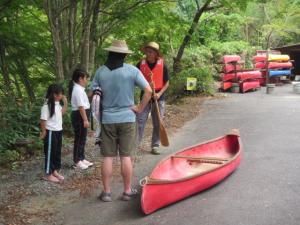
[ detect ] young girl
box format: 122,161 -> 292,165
40,84 -> 67,183
69,68 -> 93,170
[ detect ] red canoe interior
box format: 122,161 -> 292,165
150,135 -> 240,181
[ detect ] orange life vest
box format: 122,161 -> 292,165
139,58 -> 164,91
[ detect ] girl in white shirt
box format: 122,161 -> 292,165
40,84 -> 67,183
69,69 -> 93,170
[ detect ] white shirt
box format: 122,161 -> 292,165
71,83 -> 90,111
40,102 -> 63,131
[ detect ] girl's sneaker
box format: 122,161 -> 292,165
82,159 -> 93,167
75,161 -> 88,170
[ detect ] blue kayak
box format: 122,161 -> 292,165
269,70 -> 291,77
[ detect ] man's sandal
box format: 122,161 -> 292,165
98,192 -> 112,202
121,188 -> 138,201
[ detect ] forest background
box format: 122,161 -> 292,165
0,0 -> 299,165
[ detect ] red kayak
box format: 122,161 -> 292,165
223,71 -> 262,82
253,54 -> 290,62
240,80 -> 260,93
140,131 -> 242,214
253,55 -> 266,62
221,81 -> 232,91
255,62 -> 293,69
223,55 -> 241,64
223,64 -> 241,73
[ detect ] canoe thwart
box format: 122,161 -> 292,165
171,155 -> 229,162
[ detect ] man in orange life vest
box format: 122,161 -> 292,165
136,42 -> 169,155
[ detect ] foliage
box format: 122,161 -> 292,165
244,0 -> 300,48
168,65 -> 214,101
1,0 -> 300,165
0,149 -> 20,167
0,95 -> 73,167
0,97 -> 40,150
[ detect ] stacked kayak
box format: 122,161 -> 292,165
221,55 -> 261,93
223,64 -> 241,73
223,55 -> 241,64
269,70 -> 291,77
223,71 -> 262,82
240,80 -> 261,93
253,51 -> 293,85
253,54 -> 290,63
255,62 -> 293,69
221,55 -> 241,91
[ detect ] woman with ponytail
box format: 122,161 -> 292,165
40,84 -> 68,183
69,68 -> 93,170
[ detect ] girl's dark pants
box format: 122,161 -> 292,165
71,110 -> 90,164
44,130 -> 62,174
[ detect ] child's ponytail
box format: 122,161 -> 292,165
46,84 -> 64,118
68,68 -> 89,99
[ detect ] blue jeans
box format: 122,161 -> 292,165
137,99 -> 165,148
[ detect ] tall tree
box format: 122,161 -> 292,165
173,0 -> 213,74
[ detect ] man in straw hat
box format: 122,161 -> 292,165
91,40 -> 152,202
136,41 -> 170,155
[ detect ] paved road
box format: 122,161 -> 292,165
62,84 -> 300,225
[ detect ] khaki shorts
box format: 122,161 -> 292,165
101,122 -> 136,157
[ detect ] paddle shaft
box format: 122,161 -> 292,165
149,72 -> 169,146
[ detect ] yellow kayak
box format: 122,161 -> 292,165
268,54 -> 290,62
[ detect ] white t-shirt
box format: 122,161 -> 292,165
40,102 -> 63,131
71,83 -> 90,111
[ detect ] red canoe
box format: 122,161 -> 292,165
253,55 -> 266,62
223,71 -> 262,82
255,62 -> 293,69
221,81 -> 232,91
253,54 -> 290,62
223,64 -> 241,73
223,55 -> 241,64
140,131 -> 242,214
240,80 -> 260,93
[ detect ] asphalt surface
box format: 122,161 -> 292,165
62,84 -> 300,225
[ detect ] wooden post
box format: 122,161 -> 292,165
233,61 -> 238,83
266,49 -> 270,85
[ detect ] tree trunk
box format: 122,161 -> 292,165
16,59 -> 36,102
89,0 -> 101,73
0,40 -> 13,96
80,0 -> 93,72
67,0 -> 77,78
11,72 -> 22,99
173,0 -> 212,75
44,0 -> 65,82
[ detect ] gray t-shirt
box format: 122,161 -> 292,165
91,63 -> 149,124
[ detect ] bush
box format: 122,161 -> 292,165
0,96 -> 73,167
0,149 -> 20,166
0,97 -> 41,150
168,66 -> 214,101
208,40 -> 256,67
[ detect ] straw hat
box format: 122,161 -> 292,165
142,41 -> 162,56
104,40 -> 133,54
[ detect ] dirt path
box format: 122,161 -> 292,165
0,95 -> 220,225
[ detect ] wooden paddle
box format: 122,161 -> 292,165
149,72 -> 169,147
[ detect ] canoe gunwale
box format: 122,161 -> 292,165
140,132 -> 242,186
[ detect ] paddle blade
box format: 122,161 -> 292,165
159,123 -> 169,146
